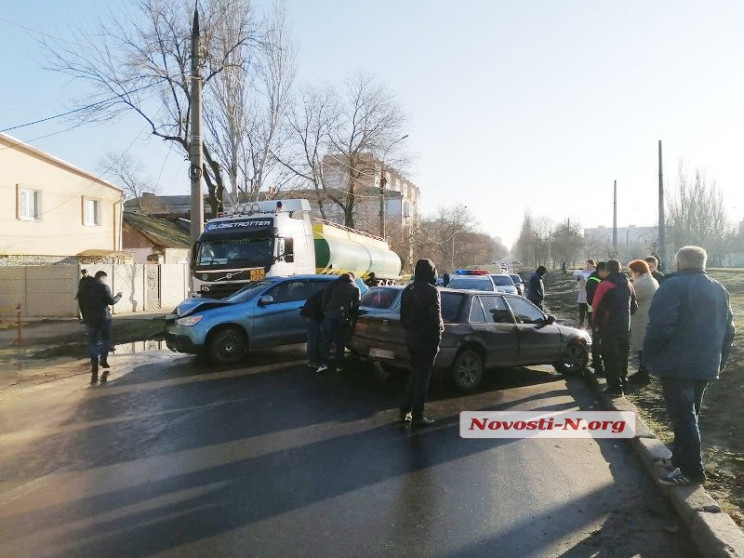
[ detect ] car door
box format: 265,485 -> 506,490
251,279 -> 312,347
504,295 -> 563,363
470,295 -> 519,366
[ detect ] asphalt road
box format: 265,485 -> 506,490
0,347 -> 699,558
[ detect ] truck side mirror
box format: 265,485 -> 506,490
284,237 -> 294,263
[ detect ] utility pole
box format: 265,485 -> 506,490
658,140 -> 666,270
613,180 -> 618,252
189,4 -> 204,244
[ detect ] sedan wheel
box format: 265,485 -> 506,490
553,341 -> 589,375
209,327 -> 246,364
451,349 -> 484,392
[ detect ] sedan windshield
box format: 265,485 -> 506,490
360,287 -> 400,309
447,278 -> 494,291
490,275 -> 514,286
510,274 -> 523,284
197,238 -> 275,268
225,279 -> 276,303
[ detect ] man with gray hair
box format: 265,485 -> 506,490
644,246 -> 735,486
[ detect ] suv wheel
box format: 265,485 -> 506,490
208,327 -> 246,364
451,349 -> 484,392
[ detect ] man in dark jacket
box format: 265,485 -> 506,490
645,255 -> 665,283
81,271 -> 122,384
527,266 -> 547,309
645,246 -> 735,486
300,288 -> 325,368
399,259 -> 443,427
75,269 -> 95,320
585,261 -> 607,375
317,273 -> 360,373
593,260 -> 638,397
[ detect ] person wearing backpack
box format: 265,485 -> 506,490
80,271 -> 122,384
316,273 -> 360,373
300,288 -> 325,369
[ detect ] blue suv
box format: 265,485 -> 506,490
165,275 -> 368,364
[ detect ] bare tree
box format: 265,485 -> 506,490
96,152 -> 160,212
415,204 -> 475,272
206,0 -> 296,204
667,163 -> 733,265
44,0 -> 273,216
551,220 -> 585,266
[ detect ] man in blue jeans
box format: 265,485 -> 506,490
79,271 -> 122,384
644,246 -> 735,486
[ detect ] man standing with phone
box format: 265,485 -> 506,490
80,271 -> 122,384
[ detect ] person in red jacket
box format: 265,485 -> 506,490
593,260 -> 638,397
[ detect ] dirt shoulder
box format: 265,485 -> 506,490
539,267 -> 744,528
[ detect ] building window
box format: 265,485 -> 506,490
18,188 -> 40,220
84,198 -> 101,226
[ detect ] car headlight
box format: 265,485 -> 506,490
176,315 -> 203,326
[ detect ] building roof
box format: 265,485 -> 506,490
0,132 -> 123,194
123,212 -> 191,249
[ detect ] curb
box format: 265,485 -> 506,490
585,371 -> 744,558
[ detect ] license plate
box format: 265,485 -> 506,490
369,347 -> 395,359
249,269 -> 265,281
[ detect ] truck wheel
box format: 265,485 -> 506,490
553,341 -> 589,375
208,327 -> 246,364
451,349 -> 484,392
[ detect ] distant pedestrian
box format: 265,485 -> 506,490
442,272 -> 450,287
527,266 -> 548,309
586,261 -> 608,375
645,255 -> 665,283
300,288 -> 325,368
399,259 -> 443,428
592,259 -> 637,397
561,261 -> 567,275
365,272 -> 380,287
575,259 -> 595,329
627,259 -> 658,385
80,271 -> 122,384
317,273 -> 360,373
645,246 -> 735,486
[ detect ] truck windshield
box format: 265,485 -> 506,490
196,238 -> 275,268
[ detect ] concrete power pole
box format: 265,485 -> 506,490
613,180 -> 618,252
658,140 -> 666,270
189,5 -> 204,244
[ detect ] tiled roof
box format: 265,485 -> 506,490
123,212 -> 191,249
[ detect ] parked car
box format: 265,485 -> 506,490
359,286 -> 405,316
352,290 -> 590,392
166,275 -> 368,363
489,274 -> 518,295
509,273 -> 526,296
446,276 -> 497,291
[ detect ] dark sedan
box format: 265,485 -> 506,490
351,290 -> 590,392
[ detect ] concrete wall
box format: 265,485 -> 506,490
0,263 -> 190,318
0,134 -> 123,256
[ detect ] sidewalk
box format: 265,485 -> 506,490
0,311 -> 168,348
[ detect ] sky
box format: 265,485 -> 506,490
2,0 -> 744,246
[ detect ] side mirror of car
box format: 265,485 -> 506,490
258,295 -> 274,306
546,315 -> 556,324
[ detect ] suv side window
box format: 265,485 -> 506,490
480,295 -> 512,323
468,297 -> 487,323
505,296 -> 545,324
266,280 -> 308,304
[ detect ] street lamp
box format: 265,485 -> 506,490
379,134 -> 409,239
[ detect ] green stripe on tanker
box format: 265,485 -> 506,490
313,223 -> 401,279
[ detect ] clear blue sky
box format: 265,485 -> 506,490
3,0 -> 744,245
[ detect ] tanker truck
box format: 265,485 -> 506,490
189,198 -> 402,298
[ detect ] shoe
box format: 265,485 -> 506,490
658,468 -> 704,486
603,386 -> 624,398
411,417 -> 435,428
628,372 -> 650,385
398,410 -> 412,423
100,359 -> 110,369
100,371 -> 109,383
90,360 -> 99,384
315,365 -> 328,374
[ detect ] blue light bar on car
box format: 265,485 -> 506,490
455,269 -> 490,276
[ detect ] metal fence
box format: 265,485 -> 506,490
0,263 -> 190,318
